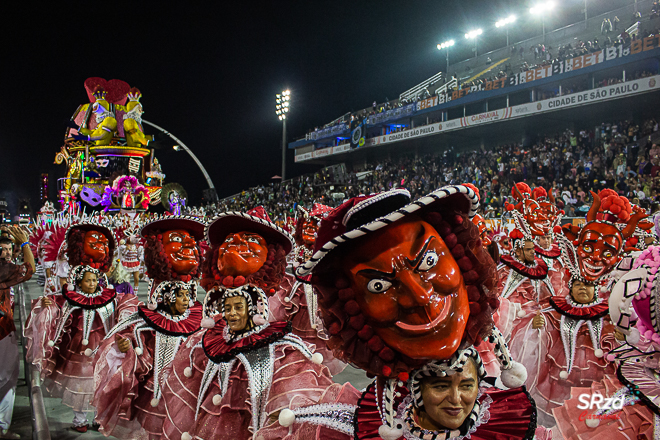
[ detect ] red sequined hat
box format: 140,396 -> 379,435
296,185 -> 479,277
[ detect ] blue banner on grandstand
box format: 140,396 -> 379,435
367,103 -> 415,125
305,123 -> 349,141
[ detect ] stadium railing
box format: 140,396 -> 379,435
15,282 -> 51,440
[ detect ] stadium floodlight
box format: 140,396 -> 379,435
276,89 -> 291,181
464,29 -> 482,58
464,29 -> 482,39
436,40 -> 455,74
495,15 -> 516,46
530,2 -> 554,42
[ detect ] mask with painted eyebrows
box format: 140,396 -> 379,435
576,222 -> 623,282
342,216 -> 469,360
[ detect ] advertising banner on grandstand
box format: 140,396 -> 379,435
416,96 -> 438,111
367,103 -> 415,125
305,122 -> 349,141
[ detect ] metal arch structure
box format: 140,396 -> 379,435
142,120 -> 216,195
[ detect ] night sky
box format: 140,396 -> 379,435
0,0 -> 633,214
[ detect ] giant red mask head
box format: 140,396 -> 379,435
576,222 -> 623,282
341,216 -> 469,360
301,217 -> 320,247
83,230 -> 109,262
522,199 -> 549,236
162,229 -> 199,275
472,214 -> 491,246
216,231 -> 268,277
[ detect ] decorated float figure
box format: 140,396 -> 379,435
257,186 -> 535,439
519,189 -> 646,427
72,86 -> 117,145
24,221 -> 139,432
271,203 -> 344,374
160,208 -> 337,440
92,215 -> 205,440
122,88 -> 154,148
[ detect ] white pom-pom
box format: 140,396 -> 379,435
181,432 -> 192,440
147,303 -> 157,311
107,284 -> 114,290
500,361 -> 527,388
628,328 -> 641,345
517,310 -> 527,318
378,420 -> 404,440
278,408 -> 295,427
284,297 -> 291,303
135,347 -> 143,356
585,417 -> 600,428
559,371 -> 569,380
201,317 -> 215,328
67,283 -> 75,291
594,348 -> 604,358
253,315 -> 266,326
47,340 -> 55,347
150,398 -> 159,407
184,367 -> 193,378
212,394 -> 222,405
82,339 -> 89,346
84,348 -> 93,357
311,352 -> 323,365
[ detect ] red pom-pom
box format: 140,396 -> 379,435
457,256 -> 473,271
488,298 -> 500,309
357,325 -> 374,341
553,225 -> 562,234
338,288 -> 355,301
233,276 -> 246,286
443,233 -> 458,248
398,372 -> 409,381
469,302 -> 482,315
222,276 -> 234,287
467,285 -> 481,302
349,315 -> 365,330
344,300 -> 361,316
610,204 -> 621,214
451,244 -> 465,260
463,270 -> 479,284
328,322 -> 342,335
367,335 -> 384,352
510,229 -> 524,240
382,366 -> 392,377
378,347 -> 395,361
453,215 -> 464,226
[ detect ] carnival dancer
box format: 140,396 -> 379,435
258,186 -> 534,439
271,203 -> 345,374
160,208 -> 335,440
29,225 -> 56,294
526,189 -> 645,427
0,226 -> 34,439
552,245 -> 660,439
24,221 -> 139,432
116,232 -> 143,293
92,215 -> 205,439
260,348 -> 549,440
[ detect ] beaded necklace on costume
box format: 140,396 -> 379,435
190,318 -> 316,433
99,289 -> 202,404
399,394 -> 492,440
51,279 -> 117,350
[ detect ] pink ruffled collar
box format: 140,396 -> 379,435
62,286 -> 116,309
500,255 -> 548,280
137,302 -> 203,336
549,295 -> 608,319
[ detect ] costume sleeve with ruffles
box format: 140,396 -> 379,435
269,274 -> 345,375
23,293 -> 65,377
254,382 -> 361,440
93,326 -> 154,438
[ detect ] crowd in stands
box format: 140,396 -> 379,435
305,8 -> 660,139
204,115 -> 660,221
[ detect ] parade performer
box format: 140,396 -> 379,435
24,221 -> 138,432
0,226 -> 34,439
160,208 -> 337,440
259,348 -> 549,440
116,230 -> 143,293
29,226 -> 56,294
258,186 -> 534,439
271,203 -> 344,374
552,245 -> 660,439
92,215 -> 205,439
122,88 -> 154,147
525,189 -> 645,426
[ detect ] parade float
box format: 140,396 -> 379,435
54,78 -> 183,213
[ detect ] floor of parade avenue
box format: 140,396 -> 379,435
10,279 -> 373,439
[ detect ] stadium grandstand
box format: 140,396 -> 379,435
207,0 -> 660,222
